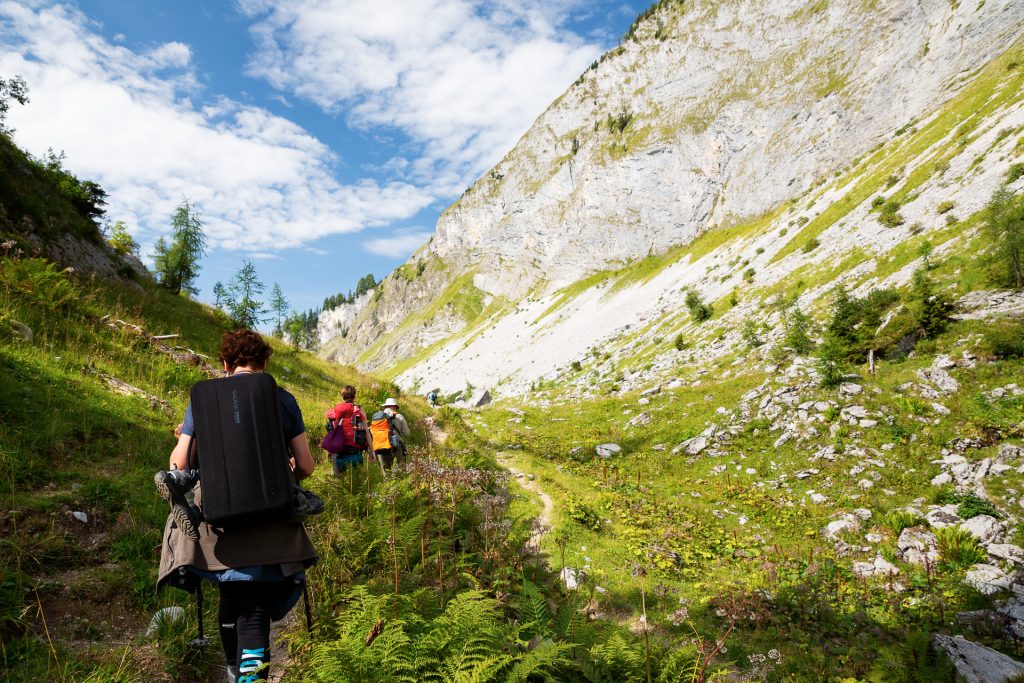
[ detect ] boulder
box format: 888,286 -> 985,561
988,544 -> 1024,566
560,567 -> 580,591
998,444 -> 1024,463
932,634 -> 1024,682
918,366 -> 961,395
897,527 -> 939,565
839,382 -> 863,396
825,514 -> 859,540
926,506 -> 963,529
964,564 -> 1012,595
676,435 -> 708,455
961,515 -> 1005,545
9,320 -> 32,342
595,443 -> 622,459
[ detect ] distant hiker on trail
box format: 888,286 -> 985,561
155,329 -> 318,683
322,384 -> 370,474
428,390 -> 439,407
370,397 -> 410,469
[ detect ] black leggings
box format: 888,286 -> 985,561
218,582 -> 274,681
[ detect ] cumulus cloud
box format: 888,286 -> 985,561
238,0 -> 603,194
0,1 -> 434,252
363,228 -> 432,257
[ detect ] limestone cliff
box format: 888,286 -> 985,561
321,0 -> 1024,397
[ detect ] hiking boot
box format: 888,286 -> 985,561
154,470 -> 201,541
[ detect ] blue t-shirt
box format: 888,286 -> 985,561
180,386 -> 306,444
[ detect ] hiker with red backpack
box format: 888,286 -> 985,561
322,384 -> 371,474
155,329 -> 318,683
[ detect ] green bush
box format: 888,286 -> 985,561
936,201 -> 956,215
743,267 -> 756,283
816,335 -> 847,387
565,496 -> 601,531
871,196 -> 886,209
908,267 -> 953,338
934,526 -> 987,570
0,256 -> 76,310
1007,163 -> 1024,184
983,320 -> 1024,359
684,290 -> 712,323
885,510 -> 924,535
673,332 -> 688,351
802,238 -> 820,253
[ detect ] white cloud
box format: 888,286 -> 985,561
239,0 -> 603,194
363,228 -> 432,257
0,1 -> 434,252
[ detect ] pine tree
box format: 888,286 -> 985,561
909,267 -> 954,338
816,335 -> 848,388
269,283 -> 289,336
783,306 -> 815,354
153,200 -> 206,295
227,260 -> 266,329
983,187 -> 1024,289
825,285 -> 860,352
212,281 -> 231,310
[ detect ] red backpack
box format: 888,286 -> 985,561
326,402 -> 369,451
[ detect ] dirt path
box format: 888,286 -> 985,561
497,453 -> 554,548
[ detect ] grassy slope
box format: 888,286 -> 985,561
471,313 -> 1024,680
0,265 -> 429,681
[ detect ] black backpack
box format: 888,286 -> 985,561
189,373 -> 295,527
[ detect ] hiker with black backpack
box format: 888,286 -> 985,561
155,329 -> 318,683
321,384 -> 370,474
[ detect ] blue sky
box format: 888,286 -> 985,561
0,0 -> 638,313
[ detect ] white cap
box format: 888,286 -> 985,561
383,397 -> 399,408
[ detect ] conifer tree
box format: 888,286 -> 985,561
909,267 -> 954,338
153,200 -> 206,296
106,220 -> 139,256
227,260 -> 266,329
269,283 -> 289,336
783,306 -> 815,354
983,187 -> 1024,289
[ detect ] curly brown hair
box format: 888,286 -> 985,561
219,329 -> 273,370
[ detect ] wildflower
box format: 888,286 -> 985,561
768,649 -> 780,661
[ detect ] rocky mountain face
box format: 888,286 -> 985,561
321,0 -> 1024,398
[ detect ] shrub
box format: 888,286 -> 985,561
1007,163 -> 1024,184
743,267 -> 756,283
909,222 -> 924,234
796,216 -> 809,226
684,290 -> 712,323
879,201 -> 906,228
885,510 -> 923,535
779,228 -> 788,236
570,360 -> 582,372
954,493 -> 1001,520
871,196 -> 886,209
802,238 -> 820,253
945,213 -> 959,226
673,333 -> 688,351
107,220 -> 139,256
934,526 -> 987,570
936,201 -> 956,215
0,256 -> 76,309
983,320 -> 1024,359
741,318 -> 764,348
755,247 -> 765,255
565,497 -> 601,531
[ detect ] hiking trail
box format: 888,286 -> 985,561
496,453 -> 554,549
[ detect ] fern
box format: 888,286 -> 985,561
504,640 -> 573,683
590,631 -> 646,683
517,580 -> 552,640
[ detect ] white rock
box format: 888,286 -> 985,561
825,515 -> 859,539
810,493 -> 828,504
960,515 -> 1005,545
71,511 -> 88,524
931,402 -> 951,416
964,564 -> 1011,595
853,508 -> 872,521
926,506 -> 963,528
839,383 -> 863,396
596,443 -> 622,458
897,528 -> 939,565
988,543 -> 1024,565
931,472 -> 953,486
560,567 -> 580,591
